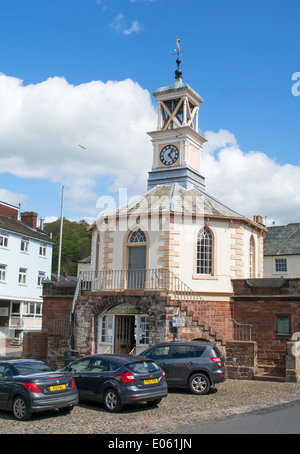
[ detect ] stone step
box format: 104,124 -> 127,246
254,365 -> 286,382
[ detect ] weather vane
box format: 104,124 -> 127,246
172,38 -> 184,81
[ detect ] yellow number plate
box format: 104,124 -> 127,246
144,378 -> 158,385
50,384 -> 66,391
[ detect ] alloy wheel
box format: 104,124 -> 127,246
13,396 -> 31,420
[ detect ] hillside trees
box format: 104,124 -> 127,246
44,219 -> 91,276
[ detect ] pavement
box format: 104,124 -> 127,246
0,377 -> 300,434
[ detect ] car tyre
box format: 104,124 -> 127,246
188,373 -> 210,395
12,396 -> 32,421
104,389 -> 123,413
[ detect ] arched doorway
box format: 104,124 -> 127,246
127,228 -> 147,289
97,303 -> 149,354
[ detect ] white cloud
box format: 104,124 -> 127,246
0,188 -> 27,207
1,73 -> 299,226
110,13 -> 142,35
202,130 -> 300,225
0,74 -> 156,214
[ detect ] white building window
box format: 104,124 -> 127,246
18,267 -> 27,285
275,257 -> 288,273
21,238 -> 29,253
23,302 -> 42,317
0,234 -> 8,248
197,227 -> 213,275
39,244 -> 46,256
37,271 -> 46,286
0,264 -> 7,282
137,315 -> 149,345
101,315 -> 113,343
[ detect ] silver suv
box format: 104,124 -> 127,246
141,342 -> 227,395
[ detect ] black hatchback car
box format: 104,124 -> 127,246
140,342 -> 227,395
61,354 -> 168,412
0,359 -> 78,420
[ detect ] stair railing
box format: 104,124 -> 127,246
69,268 -> 252,342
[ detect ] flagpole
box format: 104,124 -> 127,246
57,185 -> 65,281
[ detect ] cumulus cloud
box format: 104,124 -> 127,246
109,13 -> 143,35
0,74 -> 155,214
1,73 -> 299,225
0,188 -> 27,208
202,130 -> 300,225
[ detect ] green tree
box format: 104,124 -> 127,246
44,219 -> 91,276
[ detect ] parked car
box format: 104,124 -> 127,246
140,342 -> 227,395
61,354 -> 168,412
0,359 -> 78,420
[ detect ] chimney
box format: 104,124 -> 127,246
0,201 -> 19,220
253,215 -> 264,225
21,211 -> 38,230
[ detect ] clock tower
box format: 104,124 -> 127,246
147,41 -> 207,191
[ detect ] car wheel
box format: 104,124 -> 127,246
147,398 -> 162,407
104,389 -> 123,413
188,373 -> 210,395
12,396 -> 32,421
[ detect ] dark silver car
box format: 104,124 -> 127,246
0,359 -> 79,420
141,342 -> 227,395
61,354 -> 168,412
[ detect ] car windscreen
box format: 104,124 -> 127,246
14,362 -> 53,375
126,361 -> 159,374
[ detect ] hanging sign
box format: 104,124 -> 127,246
107,303 -> 144,315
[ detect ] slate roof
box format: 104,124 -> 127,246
264,223 -> 300,256
153,81 -> 203,104
0,214 -> 55,244
91,183 -> 266,231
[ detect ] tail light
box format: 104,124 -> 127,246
210,357 -> 222,367
115,371 -> 135,384
71,378 -> 76,388
162,370 -> 166,378
24,382 -> 42,393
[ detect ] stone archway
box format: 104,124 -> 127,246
73,292 -> 168,356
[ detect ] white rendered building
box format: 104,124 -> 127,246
0,201 -> 54,340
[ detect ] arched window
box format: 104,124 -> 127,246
249,235 -> 255,278
197,227 -> 213,275
129,228 -> 146,244
95,233 -> 100,272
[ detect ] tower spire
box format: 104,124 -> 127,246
172,38 -> 184,82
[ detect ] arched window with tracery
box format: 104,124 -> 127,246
197,227 -> 213,275
129,228 -> 147,244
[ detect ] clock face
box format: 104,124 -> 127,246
160,145 -> 179,166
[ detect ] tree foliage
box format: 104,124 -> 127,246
44,219 -> 91,276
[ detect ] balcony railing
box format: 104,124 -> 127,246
70,268 -> 252,342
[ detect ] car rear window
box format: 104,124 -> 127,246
126,361 -> 159,374
14,362 -> 53,375
193,346 -> 207,357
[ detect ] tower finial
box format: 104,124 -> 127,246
172,38 -> 184,82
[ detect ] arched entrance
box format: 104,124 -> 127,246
126,228 -> 147,289
97,303 -> 149,355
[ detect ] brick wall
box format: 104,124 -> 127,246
22,331 -> 49,363
225,341 -> 257,379
42,281 -> 76,332
232,278 -> 300,370
0,202 -> 18,219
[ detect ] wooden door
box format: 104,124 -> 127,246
115,316 -> 134,354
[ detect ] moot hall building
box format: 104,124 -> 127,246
24,46 -> 300,382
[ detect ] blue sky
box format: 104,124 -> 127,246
0,0 -> 299,226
